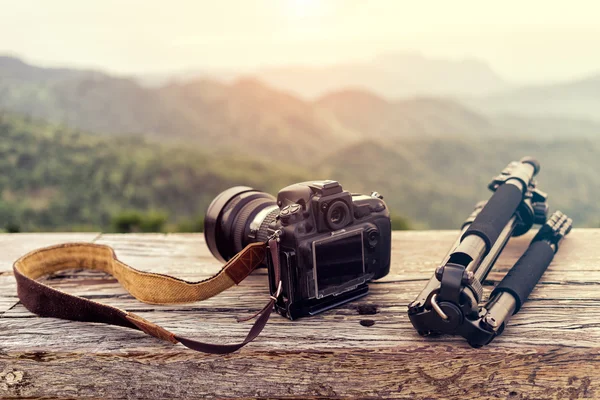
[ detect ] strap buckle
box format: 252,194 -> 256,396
270,280 -> 282,301
268,229 -> 283,242
267,230 -> 283,302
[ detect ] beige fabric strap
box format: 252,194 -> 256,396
15,241 -> 267,304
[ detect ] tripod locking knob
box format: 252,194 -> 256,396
532,202 -> 549,225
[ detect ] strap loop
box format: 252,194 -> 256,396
270,280 -> 283,301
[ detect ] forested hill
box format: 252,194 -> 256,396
2,113 -> 599,232
322,138 -> 600,229
0,114 -> 309,232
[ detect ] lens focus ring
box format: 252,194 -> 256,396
232,198 -> 274,254
256,208 -> 280,243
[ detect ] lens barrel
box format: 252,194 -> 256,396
204,186 -> 278,262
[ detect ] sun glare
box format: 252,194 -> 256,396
285,0 -> 323,19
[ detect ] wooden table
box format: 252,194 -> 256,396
1,231 -> 599,399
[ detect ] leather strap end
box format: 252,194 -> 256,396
224,242 -> 267,284
126,313 -> 178,344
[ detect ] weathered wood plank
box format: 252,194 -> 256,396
0,233 -> 100,273
1,347 -> 598,399
0,230 -> 599,399
1,346 -> 598,399
0,233 -> 99,315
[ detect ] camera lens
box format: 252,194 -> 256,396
204,187 -> 279,262
325,200 -> 351,230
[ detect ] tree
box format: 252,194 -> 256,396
111,211 -> 167,233
390,214 -> 411,230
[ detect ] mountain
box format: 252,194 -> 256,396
0,55 -> 103,82
491,114 -> 600,139
472,74 -> 600,122
172,52 -> 509,100
316,90 -> 492,139
0,55 -> 166,135
317,89 -> 600,140
0,56 -> 360,161
3,55 -> 597,156
157,78 -> 361,159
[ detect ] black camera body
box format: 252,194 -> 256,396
261,181 -> 391,320
205,180 -> 392,320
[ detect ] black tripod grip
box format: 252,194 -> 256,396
491,241 -> 555,314
463,183 -> 523,252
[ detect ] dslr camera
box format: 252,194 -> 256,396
204,181 -> 391,320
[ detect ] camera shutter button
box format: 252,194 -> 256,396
280,204 -> 301,224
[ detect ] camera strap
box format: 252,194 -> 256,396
12,238 -> 282,354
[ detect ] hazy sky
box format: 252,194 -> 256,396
1,0 -> 599,83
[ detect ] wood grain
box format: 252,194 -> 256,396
0,230 -> 599,399
0,233 -> 99,315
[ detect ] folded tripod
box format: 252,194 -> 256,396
408,157 -> 572,347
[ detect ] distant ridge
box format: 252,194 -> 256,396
0,55 -> 105,82
472,74 -> 600,121
1,55 -> 599,156
0,56 -> 360,161
183,51 -> 510,99
317,89 -> 492,139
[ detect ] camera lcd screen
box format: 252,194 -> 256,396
313,231 -> 365,295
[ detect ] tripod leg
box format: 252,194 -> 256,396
483,212 -> 572,333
